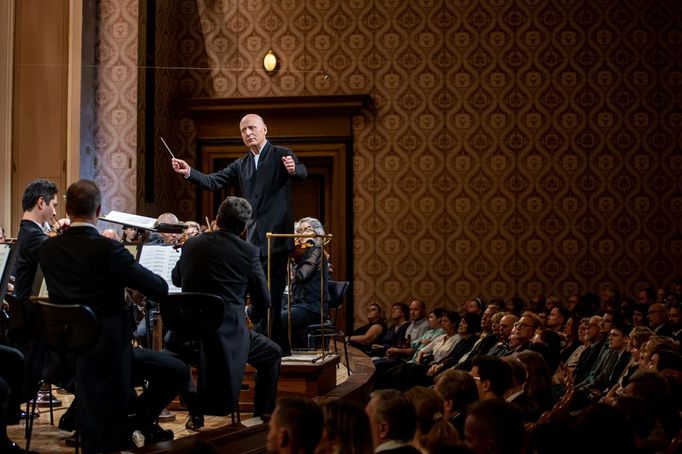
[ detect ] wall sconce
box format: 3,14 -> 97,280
263,50 -> 278,74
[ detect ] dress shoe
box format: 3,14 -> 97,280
185,414 -> 204,430
144,423 -> 174,444
18,410 -> 39,420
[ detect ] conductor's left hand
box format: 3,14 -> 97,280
282,155 -> 296,175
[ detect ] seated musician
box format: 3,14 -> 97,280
281,217 -> 331,349
170,196 -> 271,426
121,224 -> 142,244
39,179 -> 188,452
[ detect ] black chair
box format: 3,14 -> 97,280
160,293 -> 242,424
33,301 -> 100,454
306,280 -> 351,375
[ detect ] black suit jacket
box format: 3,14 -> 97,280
171,229 -> 270,415
39,225 -> 168,453
187,141 -> 307,256
13,220 -> 47,309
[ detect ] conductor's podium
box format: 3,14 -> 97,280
240,353 -> 340,412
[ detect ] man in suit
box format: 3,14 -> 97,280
171,196 -> 273,419
171,113 -> 307,348
265,397 -> 322,454
39,179 -> 183,453
365,389 -> 420,453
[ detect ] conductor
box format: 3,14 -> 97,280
171,114 -> 307,348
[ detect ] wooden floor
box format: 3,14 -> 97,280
9,363 -> 352,453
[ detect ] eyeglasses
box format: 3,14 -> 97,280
514,323 -> 534,329
471,376 -> 481,381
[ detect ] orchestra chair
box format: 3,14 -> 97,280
305,280 -> 351,375
33,301 -> 100,454
4,294 -> 58,440
160,292 -> 241,424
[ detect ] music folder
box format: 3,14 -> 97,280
100,210 -> 186,233
136,243 -> 182,294
0,243 -> 17,303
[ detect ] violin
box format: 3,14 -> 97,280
47,215 -> 69,237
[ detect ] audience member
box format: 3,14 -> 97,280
316,400 -> 373,454
470,355 -> 512,400
365,389 -> 419,453
463,399 -> 524,454
266,397 -> 323,454
348,303 -> 387,355
433,369 -> 478,438
404,386 -> 459,452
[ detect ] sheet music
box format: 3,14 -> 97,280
0,244 -> 10,278
100,210 -> 158,230
138,245 -> 182,293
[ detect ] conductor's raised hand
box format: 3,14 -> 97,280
172,158 -> 191,177
282,155 -> 296,175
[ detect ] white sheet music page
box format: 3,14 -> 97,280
100,210 -> 157,230
138,245 -> 183,293
0,244 -> 10,277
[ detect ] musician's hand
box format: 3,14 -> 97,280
282,155 -> 296,175
172,158 -> 191,177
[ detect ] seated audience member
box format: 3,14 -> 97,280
487,313 -> 518,357
623,370 -> 682,440
405,386 -> 460,452
433,369 -> 479,439
281,217 -> 330,349
170,196 -> 270,425
371,302 -> 410,357
38,179 -> 178,452
469,355 -> 512,400
386,311 -> 461,390
463,399 -> 524,454
613,396 -> 659,453
507,312 -> 542,354
648,303 -> 673,337
428,313 -> 482,378
529,328 -> 562,373
316,400 -> 373,454
380,300 -> 429,361
503,355 -> 542,422
464,298 -> 485,316
0,346 -> 27,453
348,303 -> 387,355
267,397 -> 323,454
455,305 -> 500,371
365,389 -> 420,454
373,308 -> 446,389
648,348 -> 682,373
515,350 -> 553,414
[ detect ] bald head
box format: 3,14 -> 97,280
240,114 -> 268,152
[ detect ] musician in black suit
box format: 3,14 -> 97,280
171,196 -> 272,420
39,179 -> 181,454
172,113 -> 307,348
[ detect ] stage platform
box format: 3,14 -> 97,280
8,345 -> 375,453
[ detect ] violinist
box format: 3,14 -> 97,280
7,179 -> 60,416
281,217 -> 331,349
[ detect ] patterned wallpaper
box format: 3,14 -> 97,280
96,0 -> 682,325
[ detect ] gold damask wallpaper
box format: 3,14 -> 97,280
98,0 -> 682,324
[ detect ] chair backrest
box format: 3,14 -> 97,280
327,280 -> 349,310
160,292 -> 224,334
36,301 -> 100,354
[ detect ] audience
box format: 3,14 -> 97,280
267,397 -> 323,454
316,400 -> 373,454
365,389 -> 419,453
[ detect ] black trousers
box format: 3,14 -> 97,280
248,331 -> 282,416
258,251 -> 289,349
0,345 -> 24,426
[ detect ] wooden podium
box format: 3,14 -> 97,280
240,354 -> 340,412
